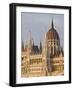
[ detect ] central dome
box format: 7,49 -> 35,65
46,20 -> 59,40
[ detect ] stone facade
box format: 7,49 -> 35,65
21,20 -> 64,77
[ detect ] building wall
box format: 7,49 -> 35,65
21,53 -> 47,77
21,50 -> 64,77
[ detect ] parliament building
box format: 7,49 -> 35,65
21,20 -> 64,77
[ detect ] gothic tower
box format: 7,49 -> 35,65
46,19 -> 60,56
45,19 -> 61,73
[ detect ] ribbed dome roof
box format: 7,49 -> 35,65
46,20 -> 59,40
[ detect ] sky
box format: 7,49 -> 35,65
21,12 -> 64,48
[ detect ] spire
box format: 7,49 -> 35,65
22,41 -> 24,51
40,41 -> 42,53
51,18 -> 54,29
29,30 -> 32,41
32,39 -> 34,46
25,40 -> 28,48
29,30 -> 32,45
28,30 -> 33,50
